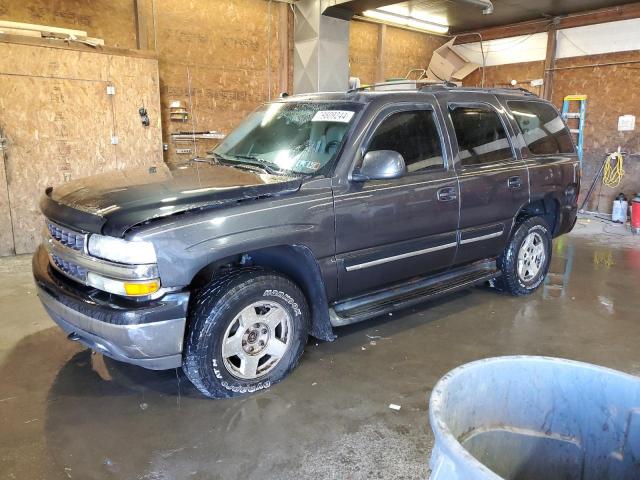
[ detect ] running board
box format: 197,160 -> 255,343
329,260 -> 501,327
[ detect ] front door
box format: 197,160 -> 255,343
333,102 -> 460,298
438,94 -> 529,266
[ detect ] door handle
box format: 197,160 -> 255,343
437,186 -> 458,202
507,176 -> 522,190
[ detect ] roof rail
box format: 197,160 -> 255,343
347,79 -> 458,93
492,87 -> 538,97
346,82 -> 539,97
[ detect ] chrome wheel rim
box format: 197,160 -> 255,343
517,231 -> 546,282
221,301 -> 292,380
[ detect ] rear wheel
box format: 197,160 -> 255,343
495,217 -> 552,296
183,269 -> 309,398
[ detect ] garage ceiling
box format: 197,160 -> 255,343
325,0 -> 639,32
406,0 -> 639,32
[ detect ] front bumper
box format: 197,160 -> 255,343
33,246 -> 189,370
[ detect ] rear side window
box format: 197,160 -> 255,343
367,110 -> 444,173
508,101 -> 575,155
449,106 -> 513,167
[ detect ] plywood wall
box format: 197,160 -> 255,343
463,61 -> 545,97
463,51 -> 640,212
384,27 -> 447,80
0,0 -> 137,48
0,138 -> 14,256
0,0 -> 293,164
552,50 -> 640,211
0,39 -> 162,254
153,0 -> 290,163
349,20 -> 447,85
349,21 -> 379,84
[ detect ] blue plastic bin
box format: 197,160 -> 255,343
429,356 -> 640,480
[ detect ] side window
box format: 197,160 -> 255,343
508,100 -> 575,155
367,110 -> 444,173
449,105 -> 513,167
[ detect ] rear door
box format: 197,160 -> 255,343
438,93 -> 529,266
502,99 -> 580,236
333,101 -> 460,298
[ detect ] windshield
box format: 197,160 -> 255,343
213,101 -> 362,176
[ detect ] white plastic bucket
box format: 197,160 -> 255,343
612,200 -> 628,223
429,356 -> 640,480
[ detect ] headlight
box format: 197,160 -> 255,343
87,234 -> 157,264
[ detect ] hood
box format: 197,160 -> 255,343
41,162 -> 302,237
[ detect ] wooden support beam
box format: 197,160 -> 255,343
134,0 -> 149,50
0,20 -> 87,38
455,2 -> 640,44
542,27 -> 557,100
375,23 -> 386,83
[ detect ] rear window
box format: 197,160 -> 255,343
449,105 -> 513,167
508,101 -> 575,156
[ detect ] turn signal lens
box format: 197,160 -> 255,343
124,281 -> 160,296
87,272 -> 160,296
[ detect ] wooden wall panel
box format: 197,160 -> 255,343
0,0 -> 137,48
154,0 -> 287,163
463,51 -> 640,212
107,54 -> 163,169
0,141 -> 14,256
0,40 -> 161,254
349,21 -> 379,85
383,27 -> 446,80
348,20 -> 447,85
1,0 -> 295,164
463,61 -> 545,96
551,50 -> 640,211
0,76 -> 114,253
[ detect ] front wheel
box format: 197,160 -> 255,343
183,269 -> 310,398
495,217 -> 552,296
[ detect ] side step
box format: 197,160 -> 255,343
329,260 -> 501,327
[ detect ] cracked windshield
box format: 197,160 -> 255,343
213,102 -> 362,175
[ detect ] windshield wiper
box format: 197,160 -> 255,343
216,153 -> 281,175
195,153 -> 311,178
188,153 -> 263,171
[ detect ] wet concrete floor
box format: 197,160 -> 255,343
1,217 -> 640,479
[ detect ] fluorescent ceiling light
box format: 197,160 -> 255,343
379,4 -> 448,26
363,9 -> 449,34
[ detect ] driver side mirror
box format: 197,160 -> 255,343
351,150 -> 406,182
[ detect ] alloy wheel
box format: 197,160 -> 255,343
221,301 -> 292,380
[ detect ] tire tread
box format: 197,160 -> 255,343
183,267 -> 308,398
495,216 -> 552,296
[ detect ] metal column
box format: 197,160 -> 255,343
294,0 -> 350,94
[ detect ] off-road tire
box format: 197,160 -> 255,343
183,268 -> 310,398
495,217 -> 552,296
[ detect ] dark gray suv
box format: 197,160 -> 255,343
34,84 -> 580,398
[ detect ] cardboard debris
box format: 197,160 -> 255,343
426,37 -> 479,83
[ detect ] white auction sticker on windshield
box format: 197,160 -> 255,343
312,110 -> 355,123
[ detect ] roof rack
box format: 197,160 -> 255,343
346,81 -> 539,98
347,79 -> 458,93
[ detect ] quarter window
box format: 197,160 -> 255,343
508,100 -> 575,155
449,106 -> 513,167
367,110 -> 444,173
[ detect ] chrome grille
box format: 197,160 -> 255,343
46,221 -> 87,252
50,253 -> 89,283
